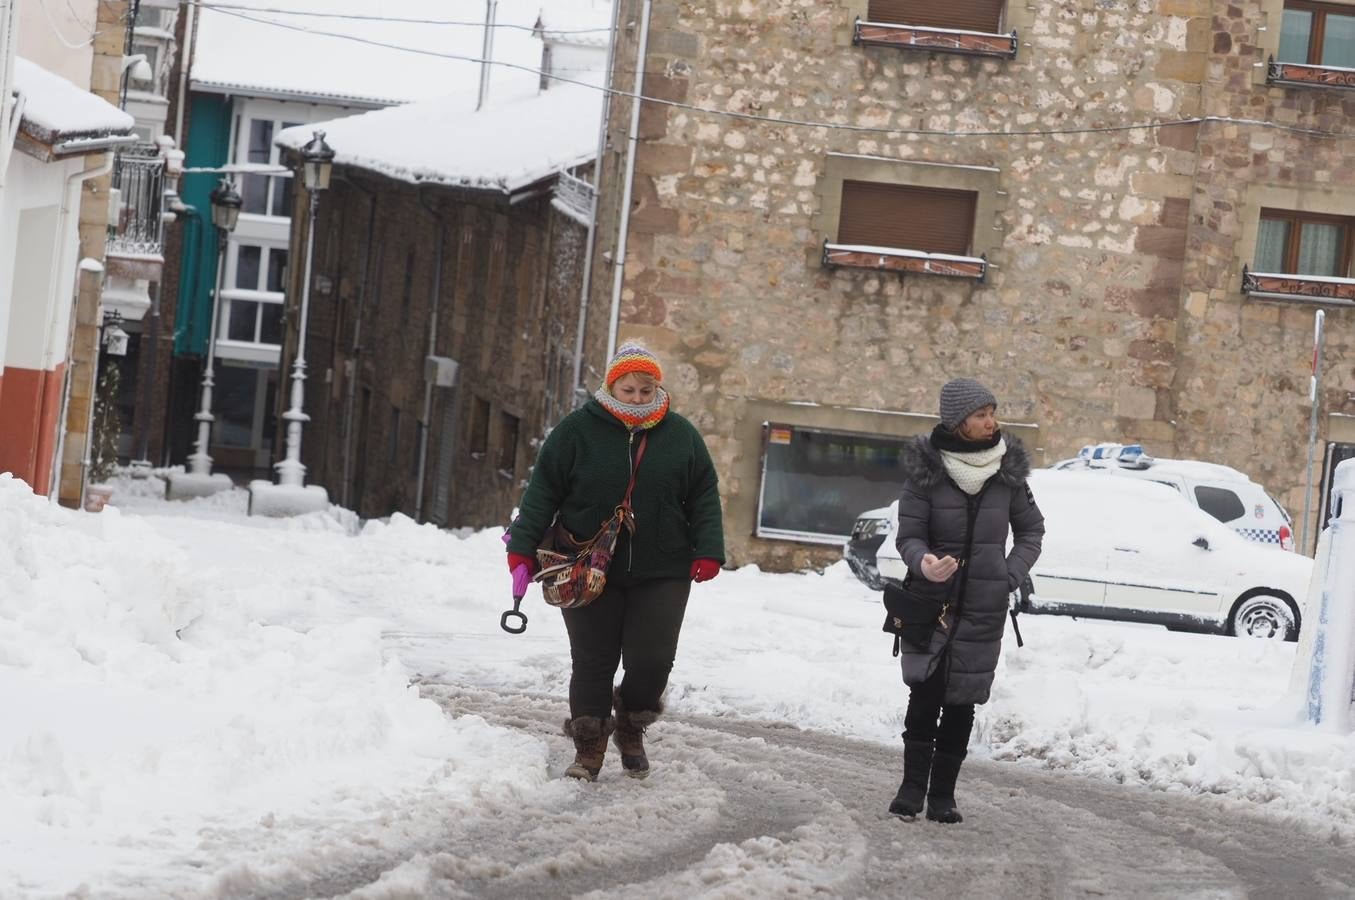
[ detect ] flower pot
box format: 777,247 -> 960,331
84,484 -> 114,512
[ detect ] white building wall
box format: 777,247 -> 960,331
15,0 -> 96,86
0,150 -> 82,376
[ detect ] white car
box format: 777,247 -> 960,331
1051,443 -> 1295,552
868,470 -> 1313,641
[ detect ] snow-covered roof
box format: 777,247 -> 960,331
190,0 -> 547,106
534,0 -> 614,48
12,57 -> 136,156
276,82 -> 604,194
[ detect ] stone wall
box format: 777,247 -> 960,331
589,0 -> 1353,568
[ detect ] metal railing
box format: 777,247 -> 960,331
108,143 -> 166,257
554,170 -> 595,225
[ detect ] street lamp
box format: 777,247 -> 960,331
185,177 -> 241,478
273,130 -> 332,489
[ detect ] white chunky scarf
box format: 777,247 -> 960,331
940,438 -> 1006,495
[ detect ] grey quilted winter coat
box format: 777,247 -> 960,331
894,433 -> 1045,705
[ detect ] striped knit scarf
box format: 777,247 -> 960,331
595,385 -> 670,431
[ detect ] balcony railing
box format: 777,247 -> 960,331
854,19 -> 1018,59
1266,56 -> 1355,91
108,143 -> 165,257
1242,266 -> 1355,306
823,241 -> 988,282
553,170 -> 595,226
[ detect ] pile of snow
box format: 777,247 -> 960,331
0,474 -> 549,896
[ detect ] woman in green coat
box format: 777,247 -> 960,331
507,342 -> 725,781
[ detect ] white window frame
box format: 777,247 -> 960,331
215,239 -> 288,363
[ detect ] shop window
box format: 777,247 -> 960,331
1268,1 -> 1355,88
498,412 -> 519,476
856,0 -> 1016,57
756,424 -> 911,543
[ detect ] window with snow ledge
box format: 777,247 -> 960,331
1259,0 -> 1355,88
847,0 -> 1020,59
813,154 -> 1004,282
1242,208 -> 1355,306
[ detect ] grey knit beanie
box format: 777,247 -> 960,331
938,378 -> 998,431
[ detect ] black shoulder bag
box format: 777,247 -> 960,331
882,573 -> 958,658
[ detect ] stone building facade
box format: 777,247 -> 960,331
580,0 -> 1355,569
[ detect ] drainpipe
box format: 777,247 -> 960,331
569,0 -> 623,404
47,153 -> 117,502
173,0 -> 196,147
476,1 -> 497,112
161,203 -> 201,464
336,173 -> 377,509
413,189 -> 446,522
604,0 -> 653,361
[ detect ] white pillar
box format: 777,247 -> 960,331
274,189 -> 317,488
1304,457 -> 1355,731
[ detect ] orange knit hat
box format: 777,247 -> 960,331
605,342 -> 663,387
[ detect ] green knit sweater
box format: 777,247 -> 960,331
508,400 -> 725,582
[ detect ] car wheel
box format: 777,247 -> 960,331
1229,594 -> 1296,641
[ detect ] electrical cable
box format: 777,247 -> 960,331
203,5 -> 1355,142
188,0 -> 612,34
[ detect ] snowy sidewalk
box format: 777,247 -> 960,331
2,472 -> 1353,896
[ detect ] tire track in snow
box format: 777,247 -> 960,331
247,685 -> 1355,899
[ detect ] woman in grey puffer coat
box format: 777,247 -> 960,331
888,378 -> 1044,824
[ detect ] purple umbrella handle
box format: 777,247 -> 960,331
512,564 -> 532,599
501,563 -> 531,634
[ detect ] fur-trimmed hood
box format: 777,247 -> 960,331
900,431 -> 1033,491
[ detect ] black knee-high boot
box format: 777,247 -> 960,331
888,738 -> 934,817
926,749 -> 966,824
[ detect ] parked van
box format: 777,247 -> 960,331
1050,444 -> 1295,552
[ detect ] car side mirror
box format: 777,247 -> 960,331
1192,536 -> 1210,550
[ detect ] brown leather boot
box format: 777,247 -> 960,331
562,715 -> 614,781
612,689 -> 661,779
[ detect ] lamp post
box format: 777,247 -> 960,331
186,177 -> 241,477
274,130 -> 333,488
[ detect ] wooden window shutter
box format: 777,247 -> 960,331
867,0 -> 1005,33
837,181 -> 977,256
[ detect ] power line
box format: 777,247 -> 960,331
205,6 -> 1355,143
188,0 -> 613,34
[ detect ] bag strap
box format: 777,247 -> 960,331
620,433 -> 648,509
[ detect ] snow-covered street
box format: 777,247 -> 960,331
3,471 -> 1354,897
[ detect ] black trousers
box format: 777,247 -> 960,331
561,577 -> 690,719
902,654 -> 975,756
